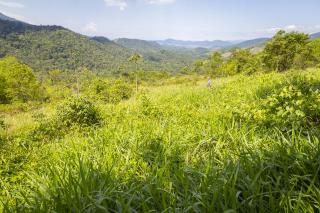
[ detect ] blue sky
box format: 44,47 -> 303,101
0,0 -> 320,40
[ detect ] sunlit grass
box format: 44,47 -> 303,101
1,69 -> 320,212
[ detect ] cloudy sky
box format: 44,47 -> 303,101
0,0 -> 320,40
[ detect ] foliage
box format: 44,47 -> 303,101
233,75 -> 320,131
93,79 -> 133,103
262,30 -> 309,71
203,52 -> 223,76
307,38 -> 320,66
225,49 -> 261,75
2,69 -> 320,212
29,112 -> 63,142
200,31 -> 320,77
0,56 -> 43,103
56,96 -> 102,128
0,29 -> 196,75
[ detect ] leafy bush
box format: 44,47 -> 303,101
57,97 -> 102,128
29,112 -> 63,141
233,76 -> 320,130
93,79 -> 133,104
0,56 -> 43,103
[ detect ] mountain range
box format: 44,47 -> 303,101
0,11 -> 319,74
0,12 -> 199,74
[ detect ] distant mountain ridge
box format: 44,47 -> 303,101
155,32 -> 320,50
155,38 -> 269,49
0,12 -> 17,21
156,39 -> 233,49
91,36 -> 112,44
114,38 -> 162,51
0,12 -> 64,36
229,38 -> 270,49
311,32 -> 320,40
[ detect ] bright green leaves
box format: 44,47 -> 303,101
0,56 -> 42,103
233,75 -> 320,131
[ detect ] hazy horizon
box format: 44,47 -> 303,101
0,0 -> 320,41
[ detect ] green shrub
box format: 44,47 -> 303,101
233,76 -> 320,130
29,112 -> 63,142
0,56 -> 43,103
93,79 -> 133,104
57,97 -> 102,128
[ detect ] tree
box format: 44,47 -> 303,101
205,52 -> 223,76
220,49 -> 260,75
262,30 -> 309,72
0,56 -> 42,103
0,74 -> 8,103
193,60 -> 204,74
129,53 -> 143,93
306,38 -> 320,66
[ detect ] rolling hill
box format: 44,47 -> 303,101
113,38 -> 209,63
0,12 -> 197,74
230,37 -> 270,49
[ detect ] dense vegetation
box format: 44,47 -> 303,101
0,18 -> 200,75
1,28 -> 320,212
196,31 -> 320,76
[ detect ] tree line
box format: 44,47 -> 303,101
193,31 -> 320,76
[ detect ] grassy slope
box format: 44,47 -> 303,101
1,69 -> 320,212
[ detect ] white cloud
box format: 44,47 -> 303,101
315,25 -> 320,29
83,22 -> 98,33
265,27 -> 281,33
0,1 -> 24,8
103,0 -> 176,10
285,24 -> 297,31
104,0 -> 127,10
261,25 -> 298,34
145,0 -> 176,5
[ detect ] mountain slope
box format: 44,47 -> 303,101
0,13 -> 64,36
114,38 -> 162,52
114,38 -> 208,65
230,38 -> 270,49
0,12 -> 17,21
91,36 -> 112,44
0,29 -> 134,73
0,15 -> 196,74
311,32 -> 320,40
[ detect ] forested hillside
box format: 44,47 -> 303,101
0,16 -> 197,74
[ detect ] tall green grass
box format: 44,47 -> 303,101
1,69 -> 320,212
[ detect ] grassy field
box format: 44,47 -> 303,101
1,69 -> 320,212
